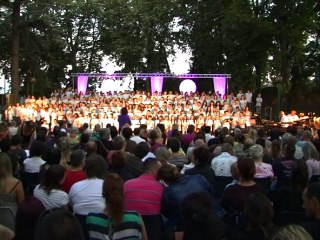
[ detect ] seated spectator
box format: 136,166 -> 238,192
68,127 -> 79,149
301,182 -> 320,239
33,164 -> 68,210
158,163 -> 214,230
229,193 -> 275,240
149,128 -> 163,153
135,142 -> 155,162
124,158 -> 164,215
111,136 -> 143,178
23,140 -> 46,173
39,147 -> 61,182
272,143 -> 296,188
85,141 -> 98,157
167,137 -> 188,170
304,142 -> 320,179
69,154 -> 107,233
211,143 -> 237,177
221,157 -> 263,213
271,139 -> 282,162
69,153 -> 106,212
249,144 -> 274,178
268,159 -> 308,213
15,196 -> 45,240
225,162 -> 239,189
34,208 -> 85,240
131,127 -> 146,145
204,125 -> 215,144
95,128 -> 113,160
109,150 -> 134,182
273,224 -> 312,240
180,192 -> 226,240
86,173 -> 148,240
73,133 -> 89,151
185,146 -> 215,186
7,135 -> 27,176
122,127 -> 137,154
62,149 -> 86,193
182,125 -> 195,149
0,152 -> 25,213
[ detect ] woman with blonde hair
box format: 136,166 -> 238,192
58,136 -> 71,168
0,153 -> 25,213
86,173 -> 148,240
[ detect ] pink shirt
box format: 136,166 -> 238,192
124,174 -> 164,215
255,162 -> 274,178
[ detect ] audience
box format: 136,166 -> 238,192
62,149 -> 86,193
86,173 -> 148,240
1,89 -> 320,240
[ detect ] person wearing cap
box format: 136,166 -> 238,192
62,149 -> 86,193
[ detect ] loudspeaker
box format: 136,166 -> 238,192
0,94 -> 6,105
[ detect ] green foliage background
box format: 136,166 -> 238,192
0,0 -> 319,101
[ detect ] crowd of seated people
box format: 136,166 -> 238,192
0,90 -> 320,239
4,89 -> 259,134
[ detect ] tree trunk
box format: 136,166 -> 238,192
11,0 -> 23,104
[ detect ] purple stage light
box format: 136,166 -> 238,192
151,76 -> 164,93
213,76 -> 227,96
77,76 -> 88,95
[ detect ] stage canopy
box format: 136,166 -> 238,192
71,73 -> 231,96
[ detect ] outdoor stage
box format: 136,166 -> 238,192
70,73 -> 231,96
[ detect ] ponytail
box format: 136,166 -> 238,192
103,173 -> 124,224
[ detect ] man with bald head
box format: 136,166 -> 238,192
211,143 -> 237,176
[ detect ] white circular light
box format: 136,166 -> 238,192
179,79 -> 196,93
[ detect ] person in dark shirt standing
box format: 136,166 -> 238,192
118,107 -> 131,131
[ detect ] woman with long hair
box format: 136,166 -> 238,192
0,153 -> 24,212
33,164 -> 68,210
86,173 -> 148,240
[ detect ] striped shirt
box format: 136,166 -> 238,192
86,211 -> 143,240
124,174 -> 164,215
33,185 -> 69,210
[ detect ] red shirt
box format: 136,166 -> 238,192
62,170 -> 86,193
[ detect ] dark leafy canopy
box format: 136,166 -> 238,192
0,0 -> 319,100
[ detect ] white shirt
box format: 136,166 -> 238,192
33,185 -> 69,210
69,179 -> 105,215
211,152 -> 237,176
205,133 -> 215,144
141,152 -> 156,162
130,135 -> 146,145
180,163 -> 195,174
23,157 -> 45,173
245,92 -> 252,103
256,97 -> 263,106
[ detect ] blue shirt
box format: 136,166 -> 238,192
162,174 -> 214,229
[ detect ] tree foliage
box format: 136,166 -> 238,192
0,0 -> 319,101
